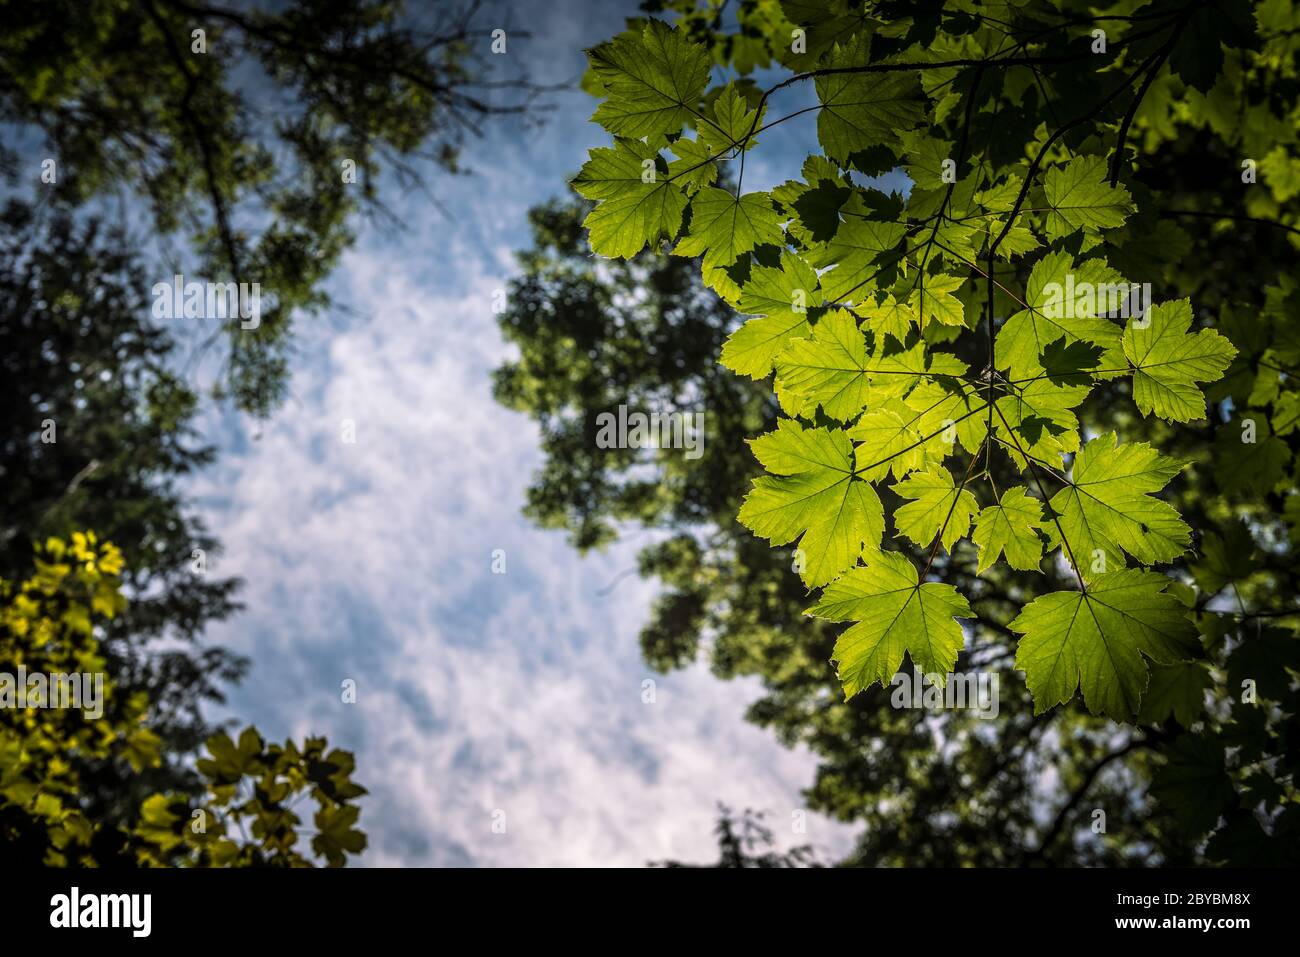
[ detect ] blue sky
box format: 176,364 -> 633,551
179,0 -> 861,866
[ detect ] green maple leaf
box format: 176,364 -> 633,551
994,375 -> 1088,469
1039,336 -> 1104,386
721,314 -> 812,379
807,550 -> 973,698
777,0 -> 872,70
700,257 -> 747,306
588,20 -> 710,139
312,803 -> 367,867
1259,144 -> 1300,202
735,250 -> 821,317
1123,298 -> 1237,422
857,340 -> 929,400
872,342 -> 972,405
856,293 -> 915,341
1272,391 -> 1300,436
738,419 -> 885,587
808,196 -> 907,302
994,250 -> 1126,381
815,36 -> 925,162
975,173 -> 1042,258
1042,155 -> 1133,240
572,139 -> 687,258
787,178 -> 853,244
721,252 -> 819,378
666,137 -> 719,192
893,468 -> 979,553
899,129 -> 955,190
1010,569 -> 1198,720
907,272 -> 966,327
1045,433 -> 1190,581
930,218 -> 984,268
775,314 -> 970,419
903,375 -> 990,454
775,310 -> 872,420
972,486 -> 1044,573
135,794 -> 181,849
700,83 -> 766,154
848,397 -> 945,482
675,188 -> 785,270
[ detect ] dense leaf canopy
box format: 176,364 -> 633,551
498,0 -> 1300,865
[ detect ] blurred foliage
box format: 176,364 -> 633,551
1,201 -> 246,824
0,0 -> 543,870
0,0 -> 542,415
652,805 -> 819,867
0,533 -> 366,866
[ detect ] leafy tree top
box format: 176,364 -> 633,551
509,0 -> 1300,864
573,2 -> 1277,721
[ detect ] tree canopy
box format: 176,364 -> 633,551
2,0 -> 544,414
497,0 -> 1300,865
1,532 -> 365,866
1,201 -> 248,824
2,0 -> 550,869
